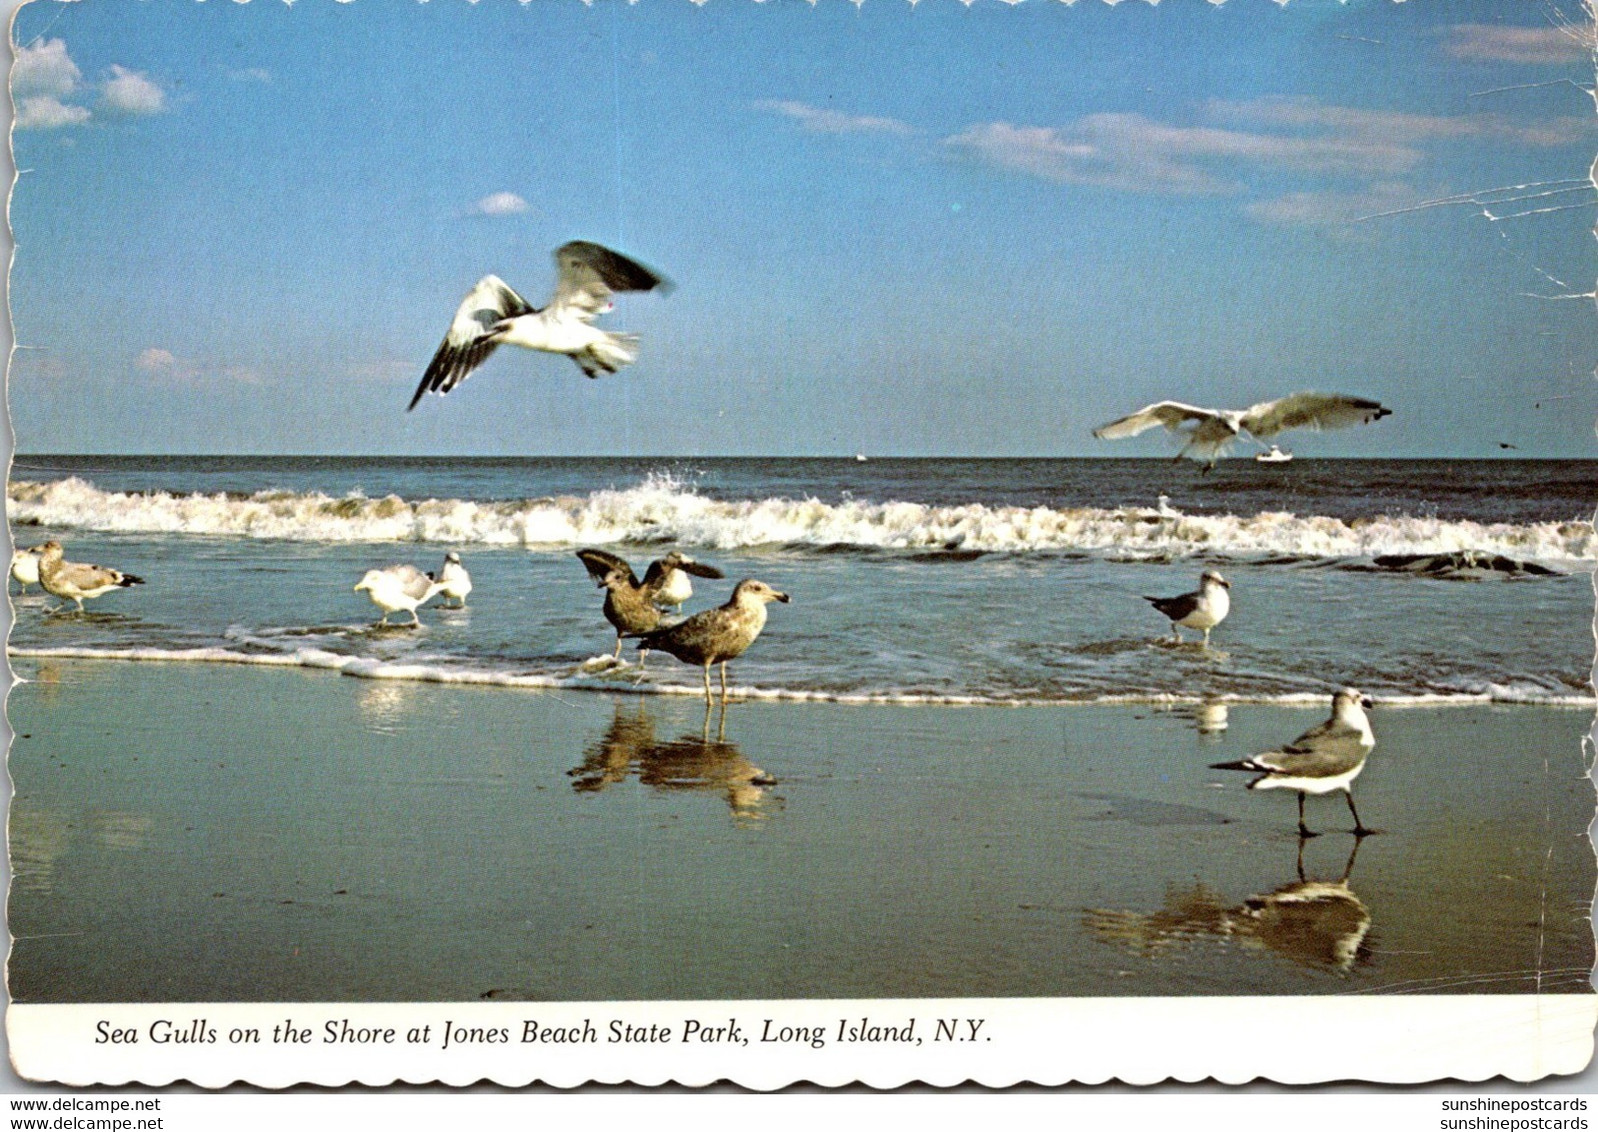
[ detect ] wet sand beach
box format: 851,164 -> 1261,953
8,658 -> 1591,1003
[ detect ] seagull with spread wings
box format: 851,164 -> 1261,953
1092,393 -> 1392,470
408,240 -> 671,411
575,549 -> 725,661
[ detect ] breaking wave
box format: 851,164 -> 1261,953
9,475 -> 1595,565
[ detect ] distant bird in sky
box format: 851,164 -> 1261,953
408,240 -> 671,410
1211,687 -> 1378,838
32,540 -> 144,613
1093,392 -> 1392,470
11,547 -> 40,594
636,579 -> 791,701
1145,569 -> 1231,646
432,551 -> 472,608
354,564 -> 445,626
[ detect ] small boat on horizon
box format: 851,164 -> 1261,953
1255,445 -> 1294,464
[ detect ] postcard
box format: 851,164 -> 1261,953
5,0 -> 1595,1090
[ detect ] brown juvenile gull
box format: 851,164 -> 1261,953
578,547 -> 724,611
1145,569 -> 1230,646
634,579 -> 791,701
1093,392 -> 1391,471
575,549 -> 671,665
11,547 -> 40,594
1211,687 -> 1377,838
354,564 -> 445,627
32,540 -> 144,613
408,240 -> 671,410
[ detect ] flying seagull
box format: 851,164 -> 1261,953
1211,687 -> 1377,838
1093,393 -> 1392,470
1145,569 -> 1231,646
32,540 -> 144,613
635,579 -> 791,702
354,564 -> 445,627
408,240 -> 671,411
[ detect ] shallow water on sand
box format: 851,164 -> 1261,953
9,660 -> 1590,1002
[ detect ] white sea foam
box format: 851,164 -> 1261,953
12,645 -> 1594,707
10,475 -> 1595,565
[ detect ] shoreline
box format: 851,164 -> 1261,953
9,646 -> 1595,708
10,657 -> 1592,1004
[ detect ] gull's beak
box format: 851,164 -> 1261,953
1361,696 -> 1374,710
1219,578 -> 1231,589
775,592 -> 791,603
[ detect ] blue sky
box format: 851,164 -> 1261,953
8,0 -> 1596,456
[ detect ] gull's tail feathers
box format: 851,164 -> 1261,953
572,332 -> 641,379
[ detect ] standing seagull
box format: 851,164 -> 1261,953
1093,392 -> 1391,470
10,547 -> 40,594
32,541 -> 144,612
635,579 -> 790,702
577,549 -> 724,613
1211,688 -> 1378,838
432,551 -> 473,608
1145,569 -> 1231,646
408,240 -> 671,410
354,564 -> 445,627
576,550 -> 670,664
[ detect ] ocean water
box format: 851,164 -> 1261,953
8,456 -> 1596,706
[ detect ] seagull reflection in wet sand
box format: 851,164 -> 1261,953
568,700 -> 777,822
1083,839 -> 1371,973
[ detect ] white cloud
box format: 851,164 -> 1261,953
1444,23 -> 1595,64
14,96 -> 91,131
136,348 -> 177,371
1213,96 -> 1593,148
757,100 -> 914,136
13,39 -> 82,99
945,99 -> 1590,207
946,113 -> 1417,196
345,358 -> 415,384
229,67 -> 272,83
134,348 -> 259,386
469,191 -> 531,216
101,65 -> 167,117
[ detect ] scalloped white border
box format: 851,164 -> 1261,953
6,0 -> 1597,1094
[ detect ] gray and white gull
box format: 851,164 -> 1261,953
1211,687 -> 1378,838
1093,392 -> 1391,471
32,540 -> 144,612
409,241 -> 671,410
1145,569 -> 1230,646
354,564 -> 445,626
